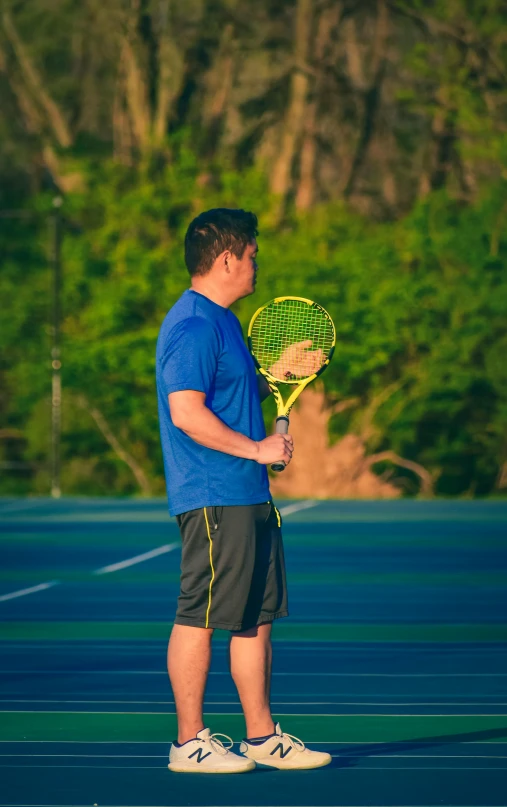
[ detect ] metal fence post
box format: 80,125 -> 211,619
50,197 -> 63,498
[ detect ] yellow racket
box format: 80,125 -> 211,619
248,296 -> 336,472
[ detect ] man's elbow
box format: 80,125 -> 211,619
168,391 -> 206,431
170,410 -> 188,431
170,405 -> 191,431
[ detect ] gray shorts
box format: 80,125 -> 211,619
174,502 -> 288,631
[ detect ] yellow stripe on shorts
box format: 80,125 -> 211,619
203,507 -> 215,629
274,505 -> 281,527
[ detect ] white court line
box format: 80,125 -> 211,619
3,699 -> 507,707
2,669 -> 507,677
2,763 -> 507,770
363,754 -> 507,759
3,710 -> 507,717
1,753 -> 507,759
89,500 -> 315,577
278,499 -> 318,517
0,581 -> 60,603
2,739 -> 507,745
93,543 -> 179,575
3,804 -> 502,807
0,754 -> 168,759
354,767 -> 507,771
2,804 -> 500,807
0,803 -> 491,807
0,498 -> 314,519
2,753 -> 507,759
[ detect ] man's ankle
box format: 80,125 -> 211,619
245,720 -> 275,740
177,725 -> 205,745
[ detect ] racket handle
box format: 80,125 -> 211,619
271,416 -> 289,472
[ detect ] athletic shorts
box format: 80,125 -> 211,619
174,502 -> 288,631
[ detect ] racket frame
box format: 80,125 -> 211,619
247,296 -> 336,471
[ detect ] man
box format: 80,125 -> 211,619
156,208 -> 331,773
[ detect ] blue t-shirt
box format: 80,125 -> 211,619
156,289 -> 270,516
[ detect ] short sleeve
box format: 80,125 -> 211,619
158,317 -> 220,396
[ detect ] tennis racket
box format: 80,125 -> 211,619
248,296 -> 336,472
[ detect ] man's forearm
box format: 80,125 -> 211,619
176,404 -> 259,461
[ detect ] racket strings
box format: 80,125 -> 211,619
250,299 -> 334,382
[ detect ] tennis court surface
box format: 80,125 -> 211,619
1,497 -> 507,807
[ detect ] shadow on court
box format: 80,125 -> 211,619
330,725 -> 507,769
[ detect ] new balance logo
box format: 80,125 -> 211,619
188,748 -> 212,763
270,742 -> 292,758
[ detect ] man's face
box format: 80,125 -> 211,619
228,239 -> 258,299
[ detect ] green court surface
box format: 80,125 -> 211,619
1,497 -> 507,806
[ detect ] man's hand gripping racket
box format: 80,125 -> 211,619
248,296 -> 336,471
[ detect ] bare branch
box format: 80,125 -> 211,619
330,397 -> 360,416
497,462 -> 507,490
364,450 -> 433,497
2,10 -> 72,147
388,1 -> 507,83
42,145 -> 83,193
0,49 -> 79,190
358,380 -> 404,441
0,429 -> 24,439
76,396 -> 152,497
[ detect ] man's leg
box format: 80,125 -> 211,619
229,622 -> 275,739
168,624 -> 213,744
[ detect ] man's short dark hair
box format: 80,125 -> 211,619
184,208 -> 258,276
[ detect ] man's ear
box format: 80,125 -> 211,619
223,249 -> 232,272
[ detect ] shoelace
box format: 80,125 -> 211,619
206,732 -> 234,756
279,731 -> 306,752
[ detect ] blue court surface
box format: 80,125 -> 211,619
0,497 -> 506,807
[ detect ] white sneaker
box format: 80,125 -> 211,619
168,728 -> 255,774
240,723 -> 332,770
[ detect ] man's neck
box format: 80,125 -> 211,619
190,278 -> 234,308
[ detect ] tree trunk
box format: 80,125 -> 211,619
113,78 -> 134,164
296,3 -> 343,210
2,10 -> 72,148
201,23 -> 235,156
295,108 -> 317,210
429,106 -> 457,191
121,37 -> 151,151
153,0 -> 184,146
270,0 -> 313,215
496,461 -> 507,490
0,30 -> 79,190
344,0 -> 389,199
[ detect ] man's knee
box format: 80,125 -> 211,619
170,623 -> 214,643
230,622 -> 272,639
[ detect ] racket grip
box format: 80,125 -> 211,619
271,416 -> 289,472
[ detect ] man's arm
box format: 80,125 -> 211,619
169,390 -> 293,466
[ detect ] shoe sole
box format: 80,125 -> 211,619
168,760 -> 256,774
248,755 -> 332,771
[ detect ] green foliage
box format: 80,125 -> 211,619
1,153 -> 507,497
2,0 -> 507,497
